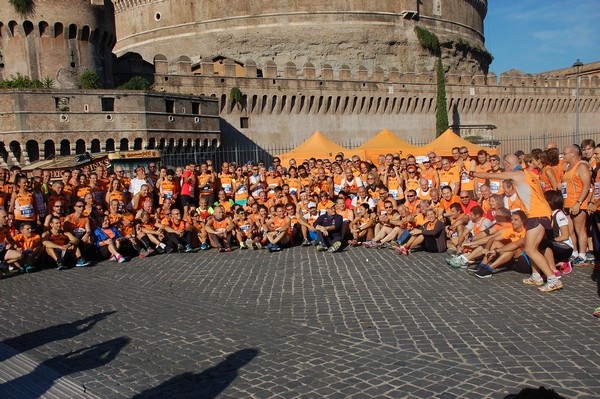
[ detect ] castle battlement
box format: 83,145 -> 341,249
152,56 -> 600,91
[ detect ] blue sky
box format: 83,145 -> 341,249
485,0 -> 600,74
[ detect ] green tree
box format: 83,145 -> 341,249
79,70 -> 102,90
435,57 -> 449,137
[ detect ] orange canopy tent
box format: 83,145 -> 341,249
357,129 -> 421,162
278,131 -> 364,167
416,129 -> 499,157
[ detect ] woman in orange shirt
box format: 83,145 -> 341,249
10,176 -> 36,230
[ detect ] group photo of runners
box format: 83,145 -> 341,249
1,140 -> 599,304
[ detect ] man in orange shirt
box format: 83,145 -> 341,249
13,222 -> 43,272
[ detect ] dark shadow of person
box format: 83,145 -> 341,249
0,311 -> 117,362
0,336 -> 130,399
132,348 -> 259,399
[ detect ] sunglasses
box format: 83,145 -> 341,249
460,196 -> 470,199
460,151 -> 468,155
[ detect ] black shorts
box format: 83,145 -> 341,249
181,195 -> 193,207
525,217 -> 551,231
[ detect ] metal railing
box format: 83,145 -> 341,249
159,130 -> 599,167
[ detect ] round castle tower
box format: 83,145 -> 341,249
111,0 -> 489,75
0,0 -> 115,88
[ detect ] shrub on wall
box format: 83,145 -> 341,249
0,73 -> 43,89
119,76 -> 151,90
230,87 -> 242,104
414,26 -> 440,55
10,0 -> 33,16
79,70 -> 102,90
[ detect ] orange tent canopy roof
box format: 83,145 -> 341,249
417,129 -> 499,156
278,131 -> 364,166
358,129 -> 418,150
357,129 -> 420,161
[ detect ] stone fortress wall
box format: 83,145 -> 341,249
152,56 -> 600,148
0,90 -> 220,167
0,0 -> 116,87
111,0 -> 489,76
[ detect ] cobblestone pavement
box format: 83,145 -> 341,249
0,246 -> 599,398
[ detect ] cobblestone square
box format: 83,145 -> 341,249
1,247 -> 599,398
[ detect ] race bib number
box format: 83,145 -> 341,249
561,182 -> 567,199
163,190 -> 173,200
222,184 -> 232,194
461,174 -> 471,184
594,182 -> 600,200
73,227 -> 86,238
489,181 -> 500,193
334,184 -> 343,195
20,204 -> 34,218
389,189 -> 398,200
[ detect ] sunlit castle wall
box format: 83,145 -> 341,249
0,0 -> 116,88
111,0 -> 488,75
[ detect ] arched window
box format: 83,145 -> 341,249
68,24 -> 77,39
120,138 -> 129,151
26,140 -> 39,162
91,139 -> 101,153
134,138 -> 143,150
75,139 -> 86,154
60,140 -> 70,156
44,140 -> 55,159
9,141 -> 21,162
105,139 -> 115,152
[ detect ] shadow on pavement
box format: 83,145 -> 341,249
0,311 -> 117,362
0,336 -> 130,398
132,348 -> 259,399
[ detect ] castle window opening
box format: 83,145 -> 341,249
10,141 -> 21,162
165,99 -> 174,113
134,138 -> 143,150
91,139 -> 101,153
23,21 -> 34,36
0,143 -> 8,163
60,140 -> 70,156
240,117 -> 249,129
101,98 -> 115,112
105,139 -> 115,152
75,139 -> 86,154
154,13 -> 161,22
44,140 -> 55,160
68,24 -> 77,40
192,102 -> 200,115
120,138 -> 129,151
26,140 -> 39,163
54,23 -> 63,38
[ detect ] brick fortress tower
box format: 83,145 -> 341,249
0,0 -> 115,88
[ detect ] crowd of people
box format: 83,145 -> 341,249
1,139 -> 599,303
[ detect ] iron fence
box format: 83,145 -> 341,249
160,130 -> 599,168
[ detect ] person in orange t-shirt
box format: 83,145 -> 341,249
13,222 -> 43,271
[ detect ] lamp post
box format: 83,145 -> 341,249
572,59 -> 583,144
